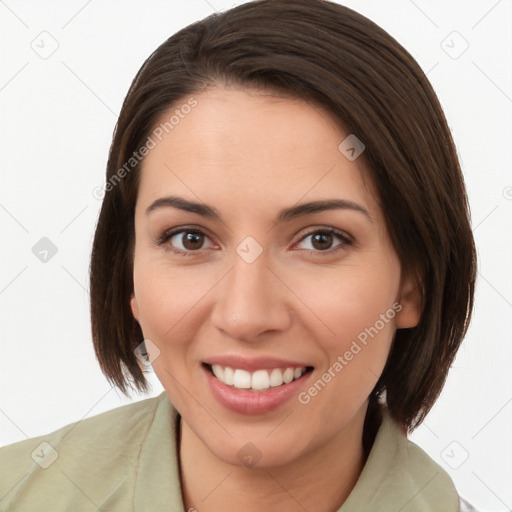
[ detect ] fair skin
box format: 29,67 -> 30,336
130,85 -> 421,512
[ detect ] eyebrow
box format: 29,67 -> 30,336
145,195 -> 373,223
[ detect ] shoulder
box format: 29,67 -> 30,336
0,393 -> 163,510
0,393 -> 161,460
364,406 -> 461,511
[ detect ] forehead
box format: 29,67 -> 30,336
136,86 -> 377,217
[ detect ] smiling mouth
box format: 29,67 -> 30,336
203,363 -> 314,392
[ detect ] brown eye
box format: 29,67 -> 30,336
157,228 -> 215,256
311,232 -> 334,250
178,230 -> 205,250
296,228 -> 352,255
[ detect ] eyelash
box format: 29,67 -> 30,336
154,226 -> 353,257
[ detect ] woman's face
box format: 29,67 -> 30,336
130,85 -> 420,467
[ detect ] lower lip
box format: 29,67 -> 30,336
203,365 -> 312,415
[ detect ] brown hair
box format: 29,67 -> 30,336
89,0 -> 476,432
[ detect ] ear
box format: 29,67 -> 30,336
395,273 -> 422,328
130,294 -> 140,322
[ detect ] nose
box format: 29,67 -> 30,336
210,248 -> 291,343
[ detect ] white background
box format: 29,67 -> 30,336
0,0 -> 511,510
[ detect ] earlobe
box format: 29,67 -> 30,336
130,294 -> 139,322
395,274 -> 422,329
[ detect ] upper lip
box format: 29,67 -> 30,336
203,355 -> 313,372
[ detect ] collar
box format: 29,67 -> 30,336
339,406 -> 460,511
134,392 -> 459,511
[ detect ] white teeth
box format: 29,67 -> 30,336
224,366 -> 234,385
233,369 -> 252,389
282,368 -> 294,384
209,364 -> 307,390
269,368 -> 284,387
251,370 -> 270,390
212,364 -> 224,381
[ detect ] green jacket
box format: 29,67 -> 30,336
0,392 -> 475,511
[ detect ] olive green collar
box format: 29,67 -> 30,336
136,392 -> 459,511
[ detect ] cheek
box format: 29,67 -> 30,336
132,256 -> 214,343
300,256 -> 400,399
296,268 -> 398,423
310,261 -> 399,341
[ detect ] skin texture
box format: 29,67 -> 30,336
130,85 -> 421,512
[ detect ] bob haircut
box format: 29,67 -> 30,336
90,0 -> 477,432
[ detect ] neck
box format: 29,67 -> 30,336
178,404 -> 373,512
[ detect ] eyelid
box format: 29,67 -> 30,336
295,226 -> 353,244
156,225 -> 353,256
155,226 -> 217,255
293,227 -> 353,255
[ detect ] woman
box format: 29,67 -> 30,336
0,1 -> 480,510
